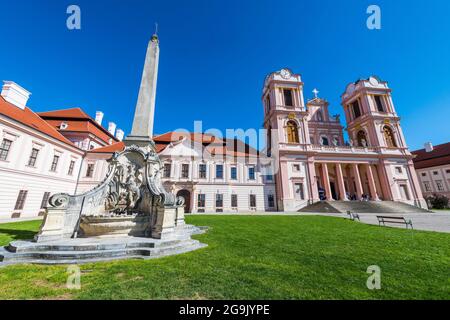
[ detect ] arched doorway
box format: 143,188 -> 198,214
176,189 -> 191,213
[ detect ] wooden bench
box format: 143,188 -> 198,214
376,215 -> 413,229
346,211 -> 360,221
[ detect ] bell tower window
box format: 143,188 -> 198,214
283,89 -> 293,107
286,121 -> 299,143
351,100 -> 361,119
383,126 -> 397,148
374,95 -> 384,112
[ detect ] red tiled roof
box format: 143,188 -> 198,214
88,132 -> 258,157
0,96 -> 78,147
412,142 -> 450,169
38,108 -> 118,145
38,107 -> 91,119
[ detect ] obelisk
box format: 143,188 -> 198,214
124,33 -> 160,146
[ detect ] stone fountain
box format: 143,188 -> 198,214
0,33 -> 206,266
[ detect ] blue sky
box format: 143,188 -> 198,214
0,0 -> 449,150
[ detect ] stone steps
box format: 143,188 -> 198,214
0,239 -> 205,265
0,225 -> 208,266
299,201 -> 430,214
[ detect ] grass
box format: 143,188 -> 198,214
0,215 -> 449,300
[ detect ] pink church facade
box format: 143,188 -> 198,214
263,69 -> 427,211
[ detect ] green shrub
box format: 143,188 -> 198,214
426,194 -> 449,209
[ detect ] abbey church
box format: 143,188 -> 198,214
0,34 -> 427,218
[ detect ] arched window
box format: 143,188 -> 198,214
383,126 -> 397,148
316,111 -> 323,122
321,136 -> 329,146
286,121 -> 300,143
332,137 -> 340,146
357,130 -> 368,147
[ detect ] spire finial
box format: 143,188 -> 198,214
312,88 -> 319,99
151,22 -> 159,42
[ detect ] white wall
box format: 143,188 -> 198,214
0,117 -> 83,218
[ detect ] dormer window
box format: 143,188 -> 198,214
283,89 -> 293,107
60,122 -> 69,130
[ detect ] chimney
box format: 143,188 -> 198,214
1,81 -> 31,110
108,122 -> 116,136
115,129 -> 124,141
424,142 -> 434,153
95,111 -> 104,125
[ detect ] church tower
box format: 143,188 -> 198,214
341,76 -> 407,150
262,68 -> 310,156
341,76 -> 427,208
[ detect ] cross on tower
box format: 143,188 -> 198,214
312,88 -> 319,99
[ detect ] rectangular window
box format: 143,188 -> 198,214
249,194 -> 257,208
40,192 -> 51,209
197,194 -> 205,208
14,190 -> 28,210
86,163 -> 95,177
446,169 -> 450,174
374,95 -> 384,112
164,163 -> 171,178
266,174 -> 273,182
399,184 -> 410,200
231,194 -> 238,208
351,100 -> 361,119
395,167 -> 403,174
293,164 -> 301,172
68,160 -> 75,175
27,148 -> 40,167
230,166 -> 237,180
181,164 -> 189,178
199,164 -> 207,178
216,165 -> 223,179
421,172 -> 427,177
216,194 -> 223,208
294,183 -> 305,200
433,171 -> 439,176
50,155 -> 59,172
268,194 -> 275,208
0,139 -> 12,161
423,182 -> 432,192
436,180 -> 445,192
265,95 -> 271,113
248,167 -> 255,180
283,89 -> 293,106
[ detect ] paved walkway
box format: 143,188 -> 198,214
187,211 -> 450,233
318,212 -> 450,233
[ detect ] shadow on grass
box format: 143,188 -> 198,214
0,228 -> 36,242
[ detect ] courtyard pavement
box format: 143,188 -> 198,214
186,211 -> 450,233
321,212 -> 450,233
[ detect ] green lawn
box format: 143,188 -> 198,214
0,216 -> 449,300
